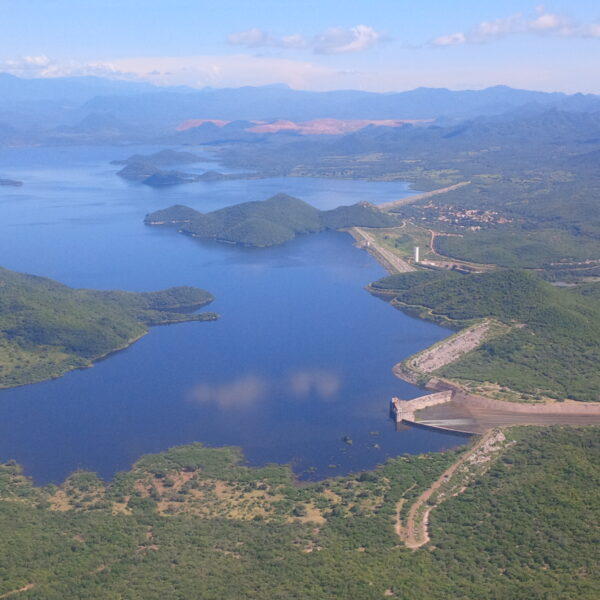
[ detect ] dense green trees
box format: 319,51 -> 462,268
374,269 -> 600,400
0,428 -> 597,598
0,267 -> 216,388
145,194 -> 400,247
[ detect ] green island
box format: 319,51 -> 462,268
111,149 -> 205,167
145,193 -> 399,247
0,426 -> 598,598
0,266 -> 217,388
113,149 -> 255,187
222,108 -> 600,280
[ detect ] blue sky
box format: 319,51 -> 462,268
1,0 -> 599,92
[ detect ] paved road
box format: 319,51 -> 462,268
350,227 -> 415,274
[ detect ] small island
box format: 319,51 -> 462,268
0,266 -> 217,389
0,178 -> 23,187
145,193 -> 400,247
112,149 -> 255,187
111,149 -> 205,167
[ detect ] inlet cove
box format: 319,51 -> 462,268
0,146 -> 465,484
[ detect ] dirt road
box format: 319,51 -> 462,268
0,584 -> 36,599
378,182 -> 471,212
399,429 -> 505,549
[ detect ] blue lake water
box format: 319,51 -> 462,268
0,145 -> 467,484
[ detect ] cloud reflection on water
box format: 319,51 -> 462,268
288,368 -> 341,400
186,368 -> 342,410
187,373 -> 269,409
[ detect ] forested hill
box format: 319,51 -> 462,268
0,427 -> 598,598
0,267 -> 216,389
145,194 -> 399,247
373,269 -> 600,401
219,108 -> 600,274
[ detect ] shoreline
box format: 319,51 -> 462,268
351,225 -> 600,432
0,312 -> 218,392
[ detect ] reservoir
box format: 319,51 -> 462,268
0,146 -> 466,484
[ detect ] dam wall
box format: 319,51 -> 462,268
390,391 -> 453,423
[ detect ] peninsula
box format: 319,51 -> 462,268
0,266 -> 217,389
371,268 -> 600,403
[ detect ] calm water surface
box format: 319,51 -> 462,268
0,146 -> 467,484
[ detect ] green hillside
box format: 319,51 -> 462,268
320,201 -> 398,229
435,228 -> 600,271
373,269 -> 600,401
145,194 -> 399,247
0,426 -> 597,599
221,109 -> 600,277
0,267 -> 216,389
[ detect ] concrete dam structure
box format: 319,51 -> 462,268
390,391 -> 475,434
391,391 -> 453,424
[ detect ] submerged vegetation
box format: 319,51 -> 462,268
0,427 -> 597,599
0,267 -> 216,388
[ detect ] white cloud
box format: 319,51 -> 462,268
432,7 -> 597,46
431,32 -> 466,47
228,24 -> 384,54
582,23 -> 600,38
314,25 -> 383,54
471,14 -> 524,40
22,55 -> 51,67
227,28 -> 308,49
110,54 -> 336,89
2,49 -> 600,94
280,34 -> 308,49
228,27 -> 270,48
0,54 -> 120,78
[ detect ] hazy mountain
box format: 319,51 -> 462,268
0,73 -> 168,104
1,73 -> 600,144
77,81 -> 600,126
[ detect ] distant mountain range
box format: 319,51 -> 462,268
80,84 -> 600,125
1,73 -> 600,146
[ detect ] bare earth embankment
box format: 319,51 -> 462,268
407,321 -> 493,373
393,326 -> 600,433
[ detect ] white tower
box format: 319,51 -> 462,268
414,246 -> 420,263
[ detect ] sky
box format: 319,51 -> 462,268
1,0 -> 599,93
